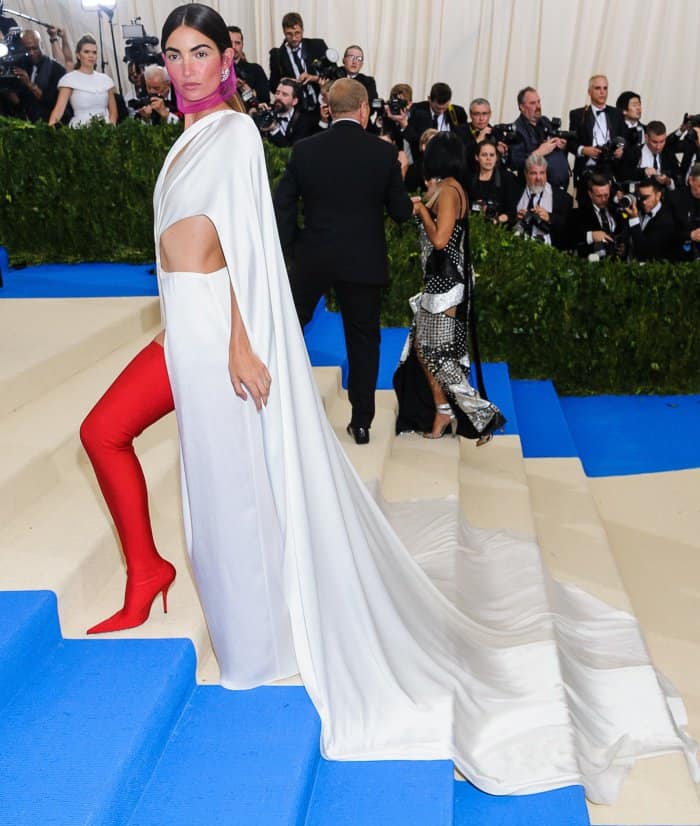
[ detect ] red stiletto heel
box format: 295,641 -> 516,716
87,560 -> 176,634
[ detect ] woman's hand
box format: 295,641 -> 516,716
229,345 -> 271,411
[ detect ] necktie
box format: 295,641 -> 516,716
291,47 -> 304,76
527,192 -> 535,210
654,154 -> 660,173
599,208 -> 612,235
432,113 -> 439,130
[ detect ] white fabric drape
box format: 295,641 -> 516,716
10,1 -> 700,128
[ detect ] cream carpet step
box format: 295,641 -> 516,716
0,328 -> 162,526
0,297 -> 160,418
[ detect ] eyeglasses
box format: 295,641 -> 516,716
345,54 -> 363,63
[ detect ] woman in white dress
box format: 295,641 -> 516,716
84,2 -> 699,805
49,34 -> 116,127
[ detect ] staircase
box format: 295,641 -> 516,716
0,295 -> 697,825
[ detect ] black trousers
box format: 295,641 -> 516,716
290,268 -> 382,428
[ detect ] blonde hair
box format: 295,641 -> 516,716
328,78 -> 368,117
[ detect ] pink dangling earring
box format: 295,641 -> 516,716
221,66 -> 230,82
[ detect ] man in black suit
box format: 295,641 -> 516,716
135,64 -> 180,126
268,11 -> 327,114
618,120 -> 680,191
615,90 -> 645,156
404,83 -> 468,163
508,86 -> 570,190
337,45 -> 377,103
13,29 -> 65,123
569,74 -> 625,203
228,26 -> 270,110
570,173 -> 628,259
273,79 -> 413,444
258,77 -> 315,147
513,153 -> 572,249
669,163 -> 700,261
625,179 -> 675,261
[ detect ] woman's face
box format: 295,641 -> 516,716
478,144 -> 497,172
78,42 -> 98,70
164,24 -> 233,105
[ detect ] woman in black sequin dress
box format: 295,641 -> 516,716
393,132 -> 505,442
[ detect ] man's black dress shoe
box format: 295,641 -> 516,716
346,424 -> 370,445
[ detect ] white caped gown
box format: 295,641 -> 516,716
154,110 -> 698,804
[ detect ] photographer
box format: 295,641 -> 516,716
468,138 -> 519,225
462,97 -> 510,175
12,29 -> 65,122
509,86 -> 570,190
228,26 -> 269,110
569,74 -> 625,205
571,173 -> 628,259
669,163 -> 700,262
268,12 -> 327,114
404,83 -> 467,163
619,120 -> 680,191
134,64 -> 179,125
668,116 -> 700,185
256,76 -> 314,147
337,45 -> 377,102
616,90 -> 645,153
625,178 -> 675,262
514,153 -> 572,248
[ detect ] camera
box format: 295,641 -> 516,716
371,96 -> 407,117
492,122 -> 522,146
0,27 -> 30,88
471,199 -> 500,221
598,136 -> 626,163
128,94 -> 164,110
514,209 -> 549,239
542,117 -> 575,142
308,48 -> 343,81
616,181 -> 639,212
251,107 -> 280,130
234,64 -> 256,106
683,113 -> 700,129
122,21 -> 161,68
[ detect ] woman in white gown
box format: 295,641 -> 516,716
49,34 -> 117,127
152,4 -> 698,804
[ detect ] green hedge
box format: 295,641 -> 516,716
1,118 -> 698,394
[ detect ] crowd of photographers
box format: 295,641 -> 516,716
1,9 -> 698,263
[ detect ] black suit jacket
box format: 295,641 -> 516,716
273,120 -> 413,284
668,186 -> 700,260
404,101 -> 468,159
570,201 -> 628,257
629,203 -> 675,261
268,37 -> 328,94
569,105 -> 626,184
265,107 -> 316,148
618,143 -> 681,186
18,56 -> 66,122
235,59 -> 270,106
338,70 -> 378,104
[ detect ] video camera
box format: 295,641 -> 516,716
122,21 -> 161,69
0,26 -> 29,88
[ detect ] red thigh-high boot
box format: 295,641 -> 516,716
80,340 -> 176,634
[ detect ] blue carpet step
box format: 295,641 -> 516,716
454,780 -> 589,825
0,590 -> 61,710
305,758 -> 454,825
510,379 -> 578,458
129,685 -> 321,825
0,262 -> 158,298
0,628 -> 195,825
